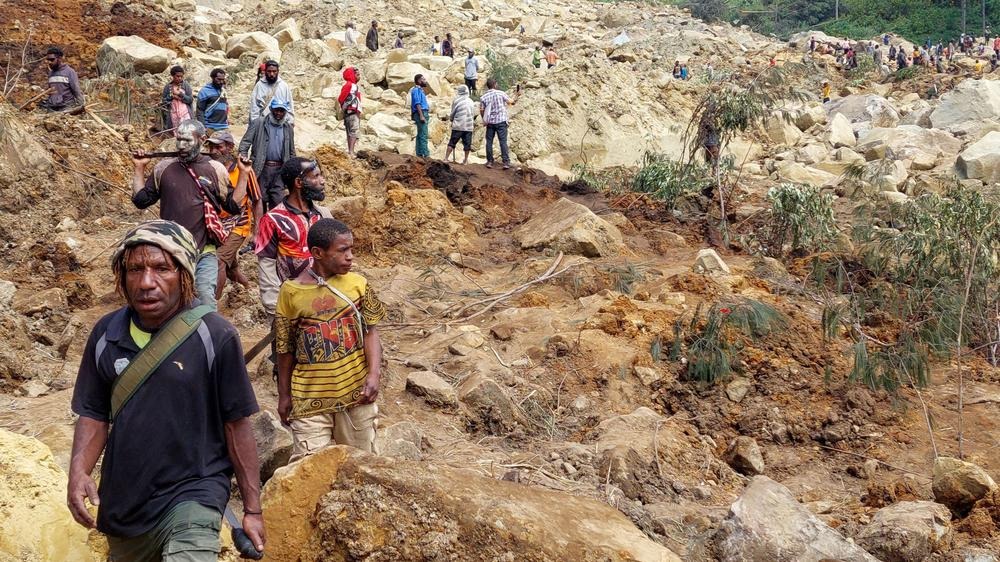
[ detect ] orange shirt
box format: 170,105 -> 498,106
220,165 -> 261,239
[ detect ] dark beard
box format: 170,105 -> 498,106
302,185 -> 326,201
213,153 -> 235,167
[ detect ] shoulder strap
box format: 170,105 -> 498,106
308,270 -> 365,347
110,305 -> 213,421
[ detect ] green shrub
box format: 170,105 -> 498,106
485,49 -> 528,91
631,152 -> 712,210
748,183 -> 838,257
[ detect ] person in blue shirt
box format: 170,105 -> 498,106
196,68 -> 230,132
409,74 -> 431,158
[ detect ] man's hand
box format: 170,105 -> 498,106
237,156 -> 253,174
132,149 -> 151,167
242,513 -> 266,554
67,471 -> 100,528
277,394 -> 292,426
360,371 -> 380,404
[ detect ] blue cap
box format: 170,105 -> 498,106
270,99 -> 290,111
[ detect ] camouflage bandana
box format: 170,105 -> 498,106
111,220 -> 199,276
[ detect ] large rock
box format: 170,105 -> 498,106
262,446 -> 681,561
693,248 -> 730,274
856,126 -> 960,168
279,39 -> 342,75
828,112 -> 856,148
723,436 -> 765,476
270,18 -> 302,48
97,35 -> 176,74
226,32 -> 280,59
828,94 -> 899,127
956,131 -> 1000,184
251,411 -> 292,482
793,103 -> 828,130
405,371 -> 458,408
368,112 -> 414,144
407,54 -> 455,72
0,429 -> 94,561
930,79 -> 1000,133
765,113 -> 802,146
513,197 -> 624,257
715,476 -> 879,561
776,162 -> 839,188
0,104 -> 51,172
856,501 -> 951,562
386,62 -> 449,97
932,456 -> 997,514
458,373 -> 523,433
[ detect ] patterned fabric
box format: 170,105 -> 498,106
219,165 -> 261,239
450,88 -> 476,132
274,272 -> 386,419
111,220 -> 199,276
479,89 -> 510,125
254,201 -> 328,281
180,164 -> 229,244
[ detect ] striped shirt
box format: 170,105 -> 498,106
479,89 -> 511,125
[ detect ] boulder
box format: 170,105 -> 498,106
270,18 -> 302,48
793,103 -> 828,130
856,501 -> 951,562
828,94 -> 899,127
487,13 -> 521,30
407,54 -> 455,72
13,287 -> 66,315
0,429 -> 94,561
0,104 -> 51,172
514,197 -> 624,257
828,112 -> 856,148
458,373 -> 523,433
930,79 -> 1000,133
776,162 -> 839,188
251,411 -> 292,482
225,32 -> 280,59
856,126 -> 959,167
723,436 -> 765,476
97,35 -> 177,74
693,248 -> 730,274
715,476 -> 879,561
262,446 -> 680,561
368,112 -> 414,144
279,39 -> 342,74
795,144 -> 826,165
956,131 -> 1000,184
765,114 -> 802,146
932,456 -> 997,514
405,371 -> 458,408
386,62 -> 448,97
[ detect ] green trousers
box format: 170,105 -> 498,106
107,501 -> 221,562
414,116 -> 430,157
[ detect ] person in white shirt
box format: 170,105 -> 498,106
344,22 -> 361,46
249,61 -> 294,124
463,49 -> 481,96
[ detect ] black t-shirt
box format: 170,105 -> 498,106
71,306 -> 259,538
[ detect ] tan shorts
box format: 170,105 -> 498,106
344,113 -> 361,138
289,402 -> 377,461
215,232 -> 246,269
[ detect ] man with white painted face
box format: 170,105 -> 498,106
132,119 -> 250,310
240,99 -> 296,211
249,60 -> 294,124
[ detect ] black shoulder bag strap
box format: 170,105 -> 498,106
109,305 -> 213,421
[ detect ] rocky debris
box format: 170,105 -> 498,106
957,131 -> 1000,184
855,501 -> 951,562
932,456 -> 997,514
0,104 -> 52,172
514,197 -> 624,258
378,421 -> 424,460
0,279 -> 15,309
793,103 -> 828,131
930,79 -> 1000,134
458,373 -> 523,433
776,162 -> 839,188
725,378 -> 751,403
279,40 -> 342,74
251,411 -> 292,482
714,476 -> 879,561
262,446 -> 681,561
857,126 -> 959,169
828,112 -> 857,148
633,365 -> 663,386
723,436 -> 765,476
693,248 -> 730,274
226,32 -> 280,59
405,371 -> 458,408
0,429 -> 94,561
13,287 -> 66,316
386,62 -> 447,96
828,94 -> 900,127
97,35 -> 176,75
368,113 -> 414,146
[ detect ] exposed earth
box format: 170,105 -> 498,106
0,0 -> 999,561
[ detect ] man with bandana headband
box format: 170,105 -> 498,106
132,119 -> 250,310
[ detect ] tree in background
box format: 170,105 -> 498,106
686,0 -> 728,22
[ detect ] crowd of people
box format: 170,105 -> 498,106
809,31 -> 1000,78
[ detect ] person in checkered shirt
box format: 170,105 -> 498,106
478,78 -> 521,170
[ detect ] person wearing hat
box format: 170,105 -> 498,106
240,99 -> 296,211
68,220 -> 265,560
464,49 -> 481,96
249,60 -> 294,124
445,84 -> 476,164
207,131 -> 263,299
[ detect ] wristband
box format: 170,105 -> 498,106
244,509 -> 262,515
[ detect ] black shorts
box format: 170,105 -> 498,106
464,78 -> 477,91
448,130 -> 472,151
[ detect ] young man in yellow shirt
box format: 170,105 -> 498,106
274,218 -> 386,459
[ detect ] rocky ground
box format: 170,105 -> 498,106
1,0 -> 1000,561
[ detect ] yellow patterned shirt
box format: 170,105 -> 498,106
274,272 -> 386,419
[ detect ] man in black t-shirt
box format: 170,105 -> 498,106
68,220 -> 265,561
